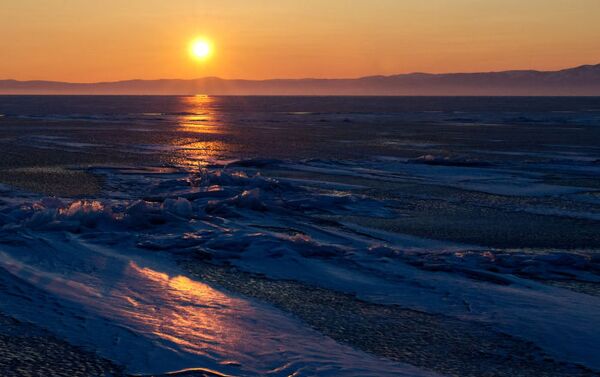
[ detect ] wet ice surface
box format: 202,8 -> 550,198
0,96 -> 599,375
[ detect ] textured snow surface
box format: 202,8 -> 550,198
0,161 -> 598,374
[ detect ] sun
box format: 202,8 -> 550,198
190,39 -> 213,61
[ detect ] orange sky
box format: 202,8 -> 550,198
2,0 -> 600,82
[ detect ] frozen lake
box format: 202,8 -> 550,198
0,96 -> 598,376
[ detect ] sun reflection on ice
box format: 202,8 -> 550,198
177,95 -> 220,134
122,262 -> 247,356
0,250 -> 249,362
168,95 -> 234,167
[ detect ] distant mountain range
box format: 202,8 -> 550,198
2,64 -> 600,95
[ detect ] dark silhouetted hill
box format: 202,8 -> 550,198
2,64 -> 600,95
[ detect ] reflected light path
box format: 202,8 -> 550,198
177,95 -> 220,134
170,95 -> 234,167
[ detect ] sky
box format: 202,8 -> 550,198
2,0 -> 600,82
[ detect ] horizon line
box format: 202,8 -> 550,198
3,62 -> 599,85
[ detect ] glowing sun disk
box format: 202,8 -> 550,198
190,39 -> 212,60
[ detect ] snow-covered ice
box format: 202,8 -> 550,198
0,162 -> 598,374
0,95 -> 599,376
